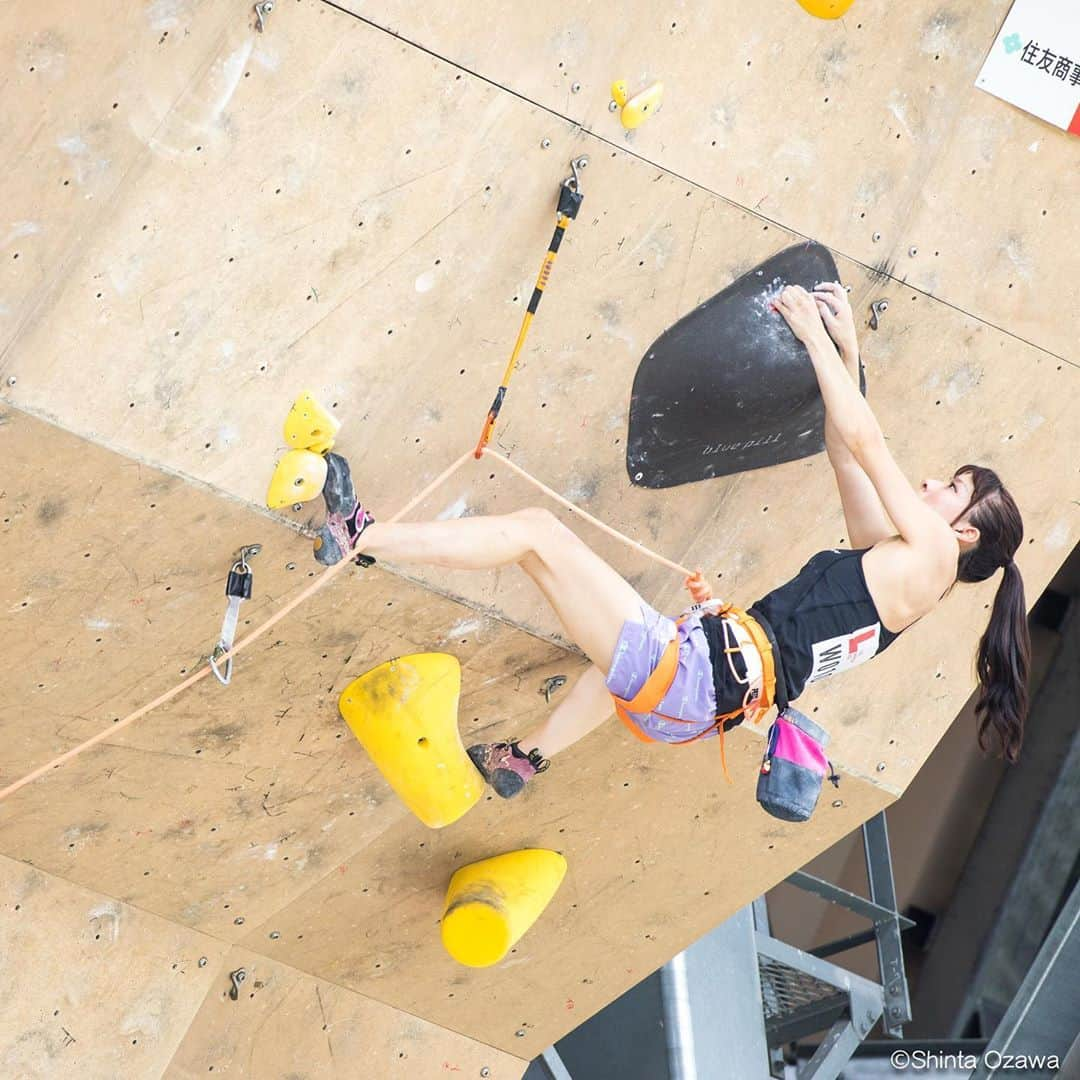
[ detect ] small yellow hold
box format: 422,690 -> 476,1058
795,0 -> 856,18
339,653 -> 484,829
266,449 -> 328,509
621,81 -> 664,130
284,390 -> 341,455
441,849 -> 568,967
610,79 -> 630,108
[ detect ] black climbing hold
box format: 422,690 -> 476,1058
626,242 -> 866,488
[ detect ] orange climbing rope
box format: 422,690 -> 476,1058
0,448 -> 472,802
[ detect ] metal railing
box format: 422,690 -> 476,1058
755,810 -> 914,1078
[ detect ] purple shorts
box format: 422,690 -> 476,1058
604,602 -> 720,743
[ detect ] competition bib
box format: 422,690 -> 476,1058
806,624 -> 881,685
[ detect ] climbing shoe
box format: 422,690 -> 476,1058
313,452 -> 377,567
466,740 -> 550,799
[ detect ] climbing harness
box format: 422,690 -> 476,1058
608,604 -> 780,784
473,156 -> 588,458
211,545 -> 260,686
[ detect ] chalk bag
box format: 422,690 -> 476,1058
756,706 -> 840,823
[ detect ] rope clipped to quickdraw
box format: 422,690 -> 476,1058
210,545 -> 260,686
473,157 -> 588,459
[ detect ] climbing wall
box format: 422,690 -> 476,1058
1,0 -> 1077,1074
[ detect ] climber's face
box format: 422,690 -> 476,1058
920,471 -> 979,545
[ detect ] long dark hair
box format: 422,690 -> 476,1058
944,465 -> 1029,764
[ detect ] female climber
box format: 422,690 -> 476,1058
331,282 -> 1030,799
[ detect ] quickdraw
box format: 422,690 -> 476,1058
473,156 -> 588,458
210,545 -> 260,686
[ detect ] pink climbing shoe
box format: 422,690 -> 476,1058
467,740 -> 550,799
313,452 -> 376,567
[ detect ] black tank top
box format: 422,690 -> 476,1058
739,548 -> 907,701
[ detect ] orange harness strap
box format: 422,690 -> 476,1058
609,606 -> 779,784
611,631 -> 682,738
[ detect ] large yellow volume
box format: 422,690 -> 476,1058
338,653 -> 484,828
441,849 -> 568,967
283,390 -> 341,454
795,0 -> 856,18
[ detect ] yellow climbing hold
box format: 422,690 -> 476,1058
795,0 -> 856,18
266,449 -> 328,509
441,849 -> 568,967
338,653 -> 484,829
621,81 -> 664,129
283,390 -> 341,454
610,79 -> 630,108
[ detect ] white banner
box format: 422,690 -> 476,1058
976,0 -> 1080,134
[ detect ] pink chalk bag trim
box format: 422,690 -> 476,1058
757,706 -> 841,823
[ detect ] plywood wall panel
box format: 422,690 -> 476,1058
0,0 -> 252,355
0,855 -> 227,1080
334,0 -> 1080,360
245,741 -> 893,1059
164,947 -> 527,1079
0,0 -> 1077,1065
0,408 -> 900,1058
